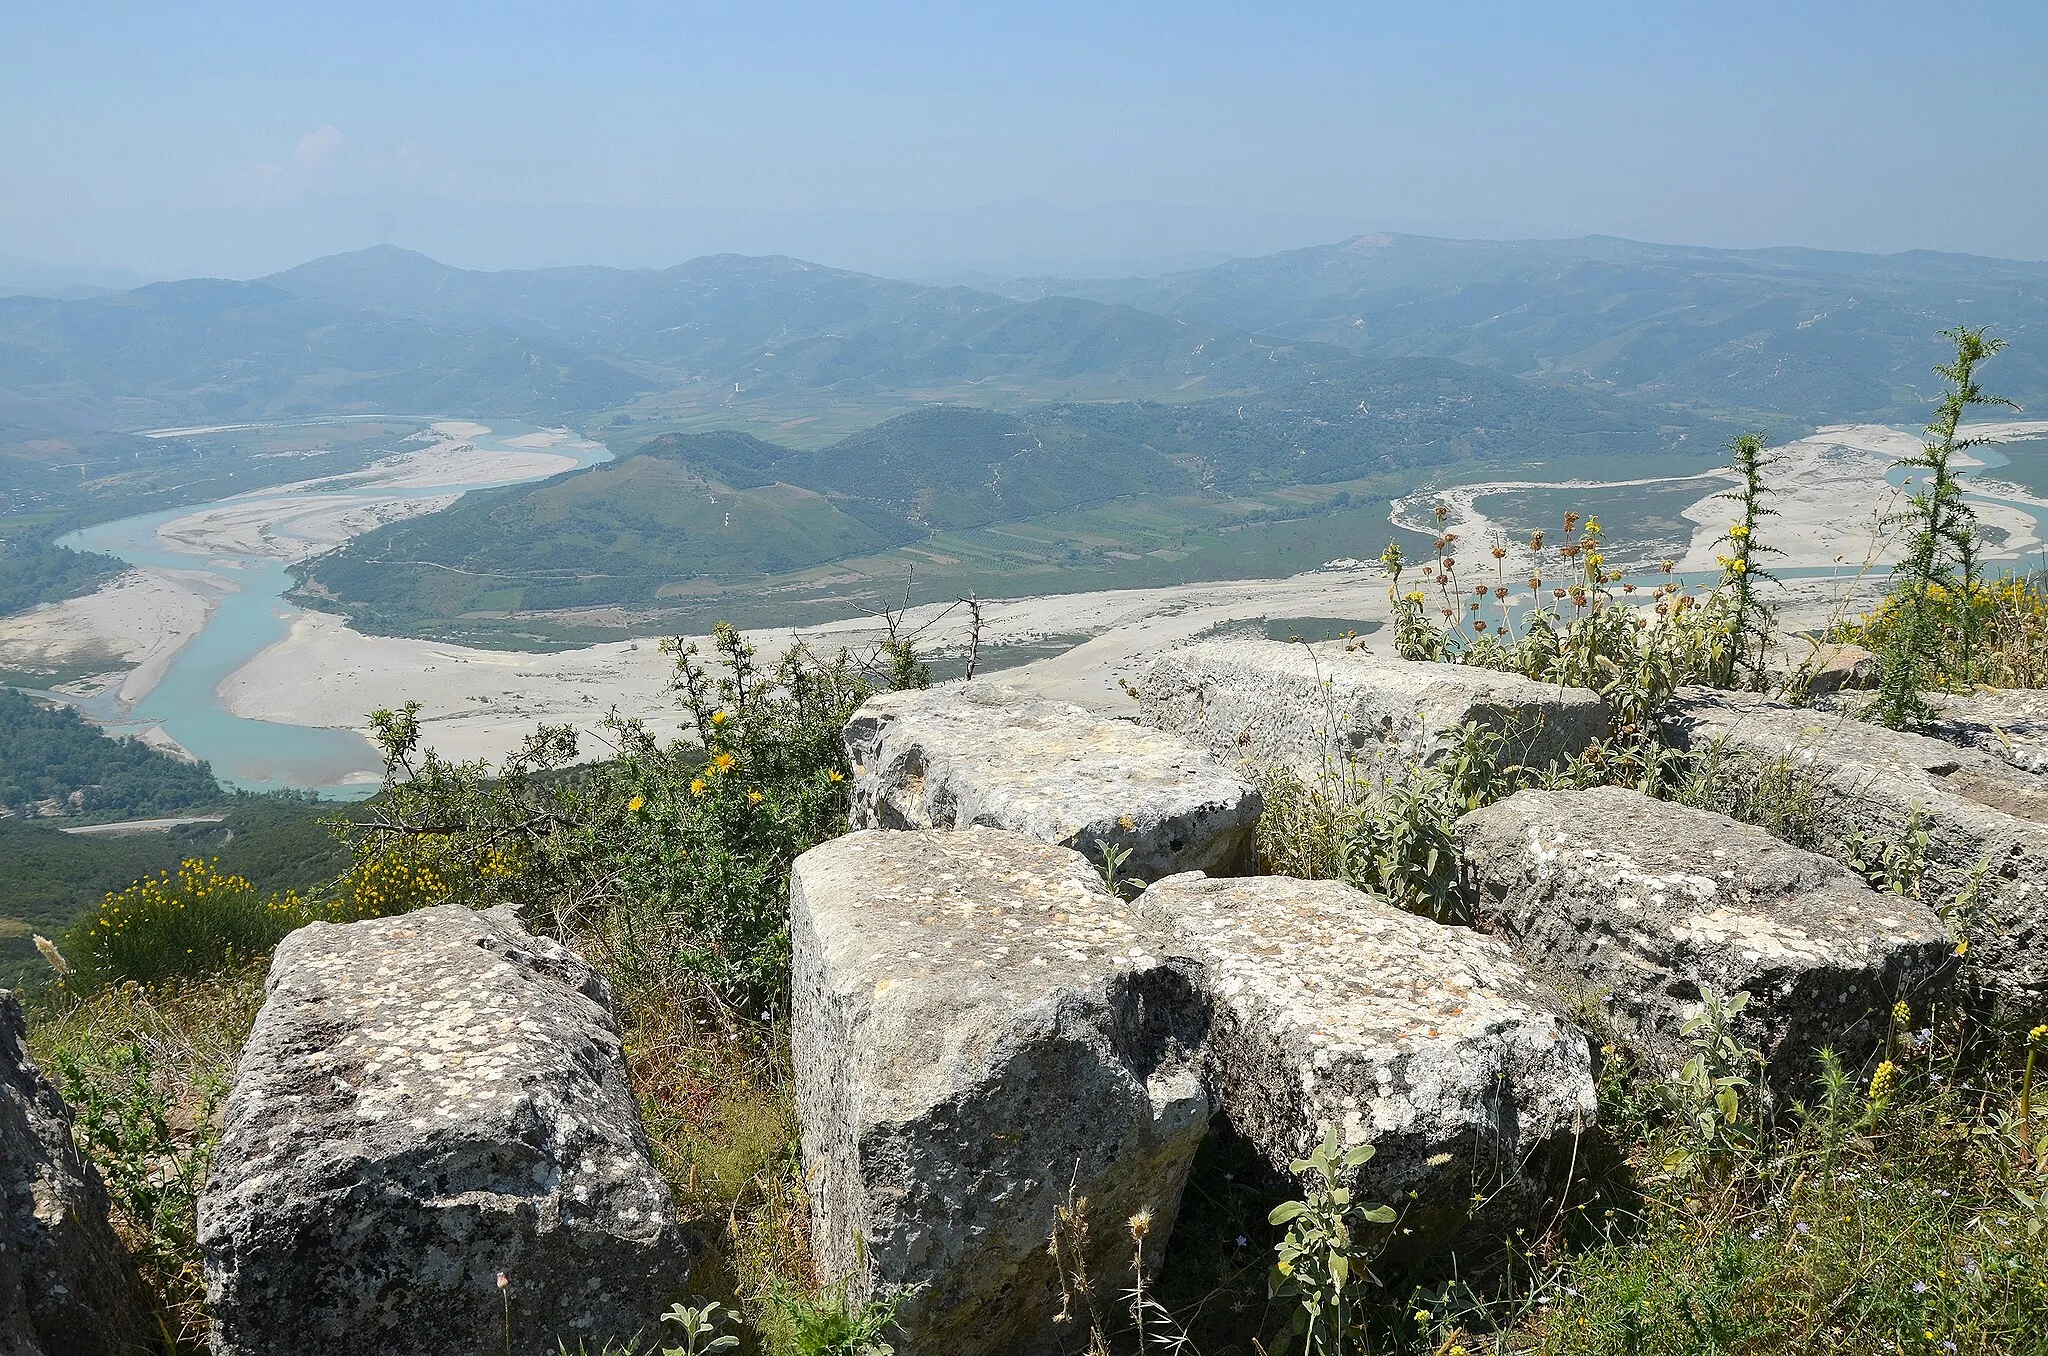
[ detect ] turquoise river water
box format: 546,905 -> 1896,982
51,421 -> 610,799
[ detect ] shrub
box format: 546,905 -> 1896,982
1870,326 -> 2016,726
1384,506 -> 1730,744
27,967 -> 265,1352
346,623 -> 872,1016
62,858 -> 308,988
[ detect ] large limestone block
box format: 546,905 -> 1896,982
1135,637 -> 1609,780
1665,690 -> 2048,1024
1456,787 -> 1953,1088
845,682 -> 1262,881
791,829 -> 1210,1356
1923,688 -> 2048,776
1140,873 -> 1595,1257
1,990 -> 160,1356
198,906 -> 689,1356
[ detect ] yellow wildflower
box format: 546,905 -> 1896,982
712,751 -> 736,773
690,779 -> 706,796
627,795 -> 645,813
711,710 -> 728,725
747,790 -> 764,805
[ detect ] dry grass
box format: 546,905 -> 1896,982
24,968 -> 266,1353
613,984 -> 817,1345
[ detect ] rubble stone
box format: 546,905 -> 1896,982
1141,872 -> 1595,1258
198,905 -> 689,1356
1135,637 -> 1609,780
1457,786 -> 1953,1088
1664,690 -> 2048,1024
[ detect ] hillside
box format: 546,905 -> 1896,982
1020,234 -> 2048,421
265,247 -> 1010,368
0,687 -> 221,818
292,382 -> 1724,642
0,279 -> 646,430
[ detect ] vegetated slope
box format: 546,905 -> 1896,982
293,406 -> 1197,622
0,688 -> 221,817
265,247 -> 1011,367
0,792 -> 357,982
0,279 -> 646,430
266,248 -> 1383,402
295,369 -> 1722,635
0,536 -> 124,618
1033,233 -> 2048,421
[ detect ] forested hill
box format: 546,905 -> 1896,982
0,688 -> 221,819
1017,233 -> 2048,422
0,278 -> 644,430
292,379 -> 1725,642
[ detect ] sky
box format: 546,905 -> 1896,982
5,1 -> 2047,279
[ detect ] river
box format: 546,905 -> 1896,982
53,420 -> 612,799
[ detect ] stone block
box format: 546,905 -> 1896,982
845,682 -> 1261,881
1135,638 -> 1609,780
1140,873 -> 1595,1258
1457,786 -> 1952,1089
790,829 -> 1210,1356
198,905 -> 689,1356
1665,690 -> 2048,1025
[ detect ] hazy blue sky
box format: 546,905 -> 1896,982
6,1 -> 2047,277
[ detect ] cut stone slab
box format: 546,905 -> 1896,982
198,905 -> 689,1356
1664,689 -> 2048,1025
845,681 -> 1262,881
1135,637 -> 1610,780
1456,786 -> 1953,1089
791,828 -> 1210,1356
1140,873 -> 1595,1259
1,989 -> 161,1356
1922,688 -> 2048,776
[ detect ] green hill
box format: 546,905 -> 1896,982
292,380 -> 1724,641
0,687 -> 221,818
1021,234 -> 2048,421
0,279 -> 646,429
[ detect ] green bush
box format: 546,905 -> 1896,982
345,622 -> 873,1015
60,858 -> 308,988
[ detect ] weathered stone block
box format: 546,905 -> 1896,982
845,682 -> 1261,881
1456,787 -> 1953,1088
198,905 -> 689,1356
791,829 -> 1210,1356
1922,688 -> 2048,776
1665,690 -> 2048,1025
1135,638 -> 1609,780
1140,873 -> 1595,1258
1,990 -> 160,1356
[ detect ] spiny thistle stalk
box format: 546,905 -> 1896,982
1872,326 -> 2017,727
1712,432 -> 1780,689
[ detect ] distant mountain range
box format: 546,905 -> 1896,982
1021,234 -> 2048,421
5,230 -> 2044,637
5,233 -> 2039,443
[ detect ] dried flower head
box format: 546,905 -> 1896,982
33,935 -> 68,977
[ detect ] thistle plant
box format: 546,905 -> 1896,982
1712,432 -> 1780,689
1871,326 -> 2016,727
1662,987 -> 1764,1178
